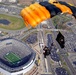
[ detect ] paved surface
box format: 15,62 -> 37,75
37,25 -> 46,72
47,18 -> 76,75
37,24 -> 54,74
63,54 -> 76,75
54,33 -> 76,75
46,56 -> 55,75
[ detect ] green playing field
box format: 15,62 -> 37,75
5,52 -> 21,64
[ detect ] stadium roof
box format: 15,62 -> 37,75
0,38 -> 36,72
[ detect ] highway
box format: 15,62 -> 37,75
46,56 -> 55,75
37,25 -> 46,72
52,26 -> 76,75
37,19 -> 61,75
37,24 -> 53,75
62,54 -> 76,75
37,19 -> 59,75
47,18 -> 76,75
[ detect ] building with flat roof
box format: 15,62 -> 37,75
8,0 -> 17,2
0,0 -> 17,3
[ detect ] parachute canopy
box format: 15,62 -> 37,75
21,0 -> 76,28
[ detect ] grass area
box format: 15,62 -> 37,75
62,65 -> 71,75
51,14 -> 72,29
0,14 -> 25,30
59,54 -> 71,75
59,54 -> 66,65
45,30 -> 52,34
5,52 -> 21,63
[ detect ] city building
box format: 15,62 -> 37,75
8,0 -> 17,2
0,0 -> 17,3
19,0 -> 34,5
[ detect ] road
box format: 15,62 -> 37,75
37,19 -> 62,75
47,18 -> 76,75
63,54 -> 76,75
37,24 -> 54,74
46,56 -> 55,75
37,25 -> 46,72
51,26 -> 76,75
37,22 -> 56,75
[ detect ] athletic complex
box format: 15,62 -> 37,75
0,38 -> 36,75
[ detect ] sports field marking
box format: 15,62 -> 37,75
4,52 -> 21,63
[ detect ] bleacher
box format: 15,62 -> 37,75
0,39 -> 36,72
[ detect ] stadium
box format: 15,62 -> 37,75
0,38 -> 36,75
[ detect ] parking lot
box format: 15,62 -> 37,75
0,4 -> 22,15
55,67 -> 69,75
25,33 -> 37,44
47,34 -> 60,62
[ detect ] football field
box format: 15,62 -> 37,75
5,52 -> 21,64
